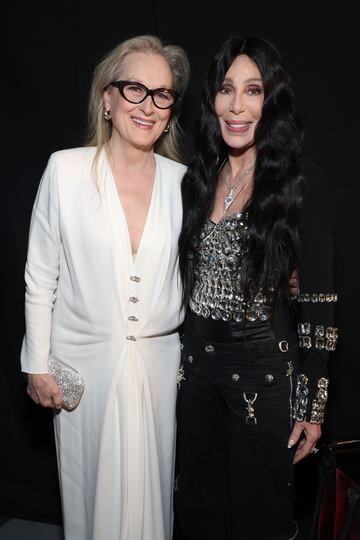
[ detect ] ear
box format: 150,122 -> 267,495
102,86 -> 112,111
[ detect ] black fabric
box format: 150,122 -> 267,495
296,159 -> 336,418
186,310 -> 276,343
174,160 -> 335,538
174,321 -> 299,540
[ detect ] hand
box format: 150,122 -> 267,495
27,373 -> 63,410
288,420 -> 321,464
289,268 -> 299,298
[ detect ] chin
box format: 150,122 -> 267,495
226,137 -> 255,153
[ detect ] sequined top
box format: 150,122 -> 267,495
189,211 -> 272,323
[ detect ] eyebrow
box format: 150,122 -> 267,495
125,78 -> 173,88
223,77 -> 263,84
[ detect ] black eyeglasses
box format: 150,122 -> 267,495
109,80 -> 179,109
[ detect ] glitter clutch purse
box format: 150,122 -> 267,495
48,355 -> 85,411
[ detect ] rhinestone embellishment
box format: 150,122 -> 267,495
189,212 -> 272,322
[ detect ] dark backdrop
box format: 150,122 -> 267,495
1,2 -> 359,524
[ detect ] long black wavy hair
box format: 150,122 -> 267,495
179,35 -> 306,307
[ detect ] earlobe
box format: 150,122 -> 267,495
102,94 -> 112,120
102,87 -> 111,111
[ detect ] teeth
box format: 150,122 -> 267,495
132,118 -> 153,126
228,122 -> 248,128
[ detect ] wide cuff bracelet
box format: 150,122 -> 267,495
298,323 -> 338,351
296,292 -> 338,303
293,374 -> 329,424
310,377 -> 329,424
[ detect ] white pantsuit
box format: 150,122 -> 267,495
21,147 -> 186,540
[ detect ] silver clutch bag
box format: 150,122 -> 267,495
48,355 -> 85,411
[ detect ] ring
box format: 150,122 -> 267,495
310,447 -> 319,454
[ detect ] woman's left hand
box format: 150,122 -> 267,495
289,268 -> 299,298
288,420 -> 321,464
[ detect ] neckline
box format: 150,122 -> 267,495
209,210 -> 244,226
105,149 -> 159,262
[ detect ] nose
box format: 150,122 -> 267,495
139,94 -> 155,115
230,92 -> 245,114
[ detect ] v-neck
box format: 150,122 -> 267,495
105,150 -> 159,263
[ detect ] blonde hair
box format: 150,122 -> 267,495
87,34 -> 190,173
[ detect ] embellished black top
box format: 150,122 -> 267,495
188,159 -> 337,424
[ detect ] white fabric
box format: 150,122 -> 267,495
21,147 -> 186,540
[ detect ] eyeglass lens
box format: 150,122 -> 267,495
123,83 -> 175,108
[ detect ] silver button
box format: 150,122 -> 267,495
129,297 -> 139,303
126,335 -> 136,341
128,315 -> 138,322
130,276 -> 141,282
205,344 -> 215,353
265,374 -> 274,383
232,373 -> 240,381
188,355 -> 193,363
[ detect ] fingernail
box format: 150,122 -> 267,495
288,439 -> 295,448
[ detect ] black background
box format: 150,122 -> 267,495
1,2 -> 359,524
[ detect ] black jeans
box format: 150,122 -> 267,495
174,319 -> 299,540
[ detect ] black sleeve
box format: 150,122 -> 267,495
292,158 -> 338,424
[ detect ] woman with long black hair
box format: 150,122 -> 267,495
174,35 -> 337,540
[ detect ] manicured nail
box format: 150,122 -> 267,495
288,439 -> 295,448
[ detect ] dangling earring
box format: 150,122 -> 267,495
163,123 -> 170,133
104,109 -> 111,121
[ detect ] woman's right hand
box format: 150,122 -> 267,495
26,373 -> 63,410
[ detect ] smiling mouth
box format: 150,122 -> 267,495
131,117 -> 155,128
225,121 -> 251,129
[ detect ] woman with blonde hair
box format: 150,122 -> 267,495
21,34 -> 190,540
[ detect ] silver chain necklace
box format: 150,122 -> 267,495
224,162 -> 255,212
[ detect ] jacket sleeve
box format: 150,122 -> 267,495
20,154 -> 61,374
293,159 -> 337,424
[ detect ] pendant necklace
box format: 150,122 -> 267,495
203,161 -> 255,243
224,162 -> 255,212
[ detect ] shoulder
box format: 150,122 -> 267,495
46,147 -> 97,188
41,147 -> 98,197
49,146 -> 96,170
155,153 -> 187,180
